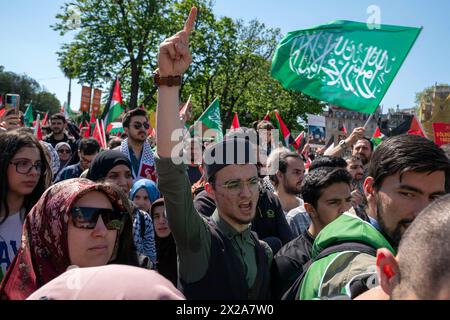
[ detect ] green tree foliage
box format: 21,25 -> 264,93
0,66 -> 61,117
415,83 -> 450,106
54,0 -> 323,130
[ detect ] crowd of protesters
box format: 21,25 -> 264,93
1,7 -> 450,300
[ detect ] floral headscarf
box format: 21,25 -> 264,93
0,178 -> 132,300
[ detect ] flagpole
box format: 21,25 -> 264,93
180,94 -> 192,116
101,118 -> 108,149
363,113 -> 374,129
34,114 -> 40,136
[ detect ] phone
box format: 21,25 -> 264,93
5,94 -> 20,112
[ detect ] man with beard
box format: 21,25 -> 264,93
154,7 -> 271,300
355,194 -> 450,300
119,108 -> 156,182
267,150 -> 310,237
44,113 -> 77,152
272,167 -> 352,299
297,134 -> 450,300
352,138 -> 373,167
324,128 -> 374,172
345,155 -> 368,220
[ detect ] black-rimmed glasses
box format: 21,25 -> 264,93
9,160 -> 46,175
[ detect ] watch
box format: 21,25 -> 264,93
153,71 -> 182,87
338,140 -> 348,150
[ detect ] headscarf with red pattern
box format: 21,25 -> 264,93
0,178 -> 135,300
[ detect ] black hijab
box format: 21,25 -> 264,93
87,150 -> 132,181
151,199 -> 178,286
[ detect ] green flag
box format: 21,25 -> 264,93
272,21 -> 422,114
194,97 -> 223,142
23,102 -> 33,127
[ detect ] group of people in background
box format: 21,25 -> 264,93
1,7 -> 450,301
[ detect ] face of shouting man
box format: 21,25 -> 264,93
206,164 -> 259,232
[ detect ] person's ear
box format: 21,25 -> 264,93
304,202 -> 317,219
205,182 -> 215,201
276,170 -> 284,184
376,248 -> 400,297
123,126 -> 129,136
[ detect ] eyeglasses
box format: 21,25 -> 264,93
216,177 -> 260,194
57,149 -> 71,154
132,122 -> 150,130
70,206 -> 125,230
10,160 -> 46,175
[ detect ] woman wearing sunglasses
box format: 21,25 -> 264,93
0,178 -> 139,300
87,150 -> 157,268
0,129 -> 52,282
55,142 -> 72,176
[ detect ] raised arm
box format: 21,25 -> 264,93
157,7 -> 197,158
324,127 -> 366,157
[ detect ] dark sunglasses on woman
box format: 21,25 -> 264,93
70,207 -> 126,230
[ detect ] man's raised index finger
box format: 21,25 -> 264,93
184,7 -> 197,36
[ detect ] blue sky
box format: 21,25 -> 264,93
1,0 -> 449,113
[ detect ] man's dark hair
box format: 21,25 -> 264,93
300,167 -> 352,209
269,151 -> 303,185
353,137 -> 374,151
79,138 -> 100,155
50,113 -> 66,123
309,156 -> 347,171
394,194 -> 450,299
122,108 -> 148,128
108,137 -> 123,149
369,135 -> 450,191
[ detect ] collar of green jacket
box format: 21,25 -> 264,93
311,212 -> 396,258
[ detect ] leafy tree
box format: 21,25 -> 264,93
0,66 -> 61,117
53,0 -> 174,109
54,0 -> 323,130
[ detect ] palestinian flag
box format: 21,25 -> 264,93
42,112 -> 49,126
92,119 -> 106,149
193,97 -> 223,142
102,78 -> 124,127
294,131 -> 304,150
89,110 -> 96,137
231,112 -> 240,130
407,115 -> 426,137
339,123 -> 347,135
107,122 -> 124,136
34,114 -> 42,140
372,127 -> 385,147
390,115 -> 426,138
274,111 -> 295,149
263,111 -> 271,121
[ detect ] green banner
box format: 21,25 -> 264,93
272,20 -> 422,114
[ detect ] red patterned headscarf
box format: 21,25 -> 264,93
0,178 -> 131,300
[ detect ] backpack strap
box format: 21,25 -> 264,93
281,241 -> 377,300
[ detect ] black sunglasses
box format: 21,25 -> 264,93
132,122 -> 150,130
58,149 -> 71,154
70,207 -> 125,230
